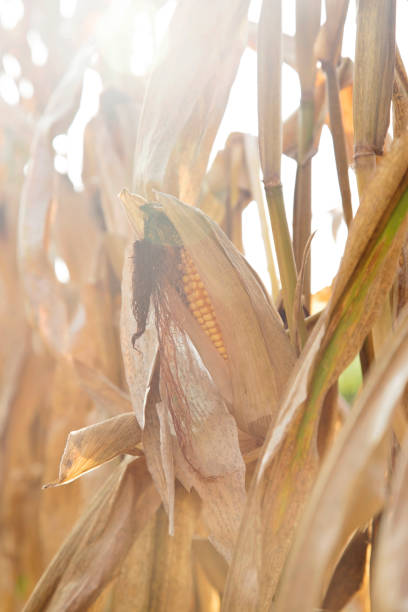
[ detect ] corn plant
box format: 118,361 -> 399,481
1,1 -> 408,610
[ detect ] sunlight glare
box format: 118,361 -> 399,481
0,0 -> 24,30
0,72 -> 19,105
54,257 -> 70,284
130,13 -> 154,76
60,0 -> 77,19
2,53 -> 21,79
27,30 -> 48,66
66,68 -> 102,191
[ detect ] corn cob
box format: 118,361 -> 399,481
179,249 -> 227,360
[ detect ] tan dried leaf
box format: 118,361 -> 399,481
133,0 -> 250,204
112,484 -> 199,611
371,431 -> 408,612
275,310 -> 408,611
223,133 -> 408,610
44,413 -> 141,487
74,359 -> 132,417
24,459 -> 160,612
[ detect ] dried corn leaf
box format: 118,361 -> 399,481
74,359 -> 132,418
194,558 -> 221,612
371,432 -> 408,612
275,310 -> 408,611
223,132 -> 408,610
0,348 -> 55,610
322,530 -> 369,612
112,484 -> 199,612
24,458 -> 160,612
38,359 -> 93,563
70,283 -> 121,381
392,47 -> 408,139
52,177 -> 104,286
133,0 -> 250,203
44,412 -> 141,487
192,540 -> 228,595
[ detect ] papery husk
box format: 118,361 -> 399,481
142,356 -> 175,532
147,327 -> 246,559
119,191 -> 248,555
23,458 -> 160,612
156,191 -> 295,438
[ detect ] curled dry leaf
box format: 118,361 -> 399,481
371,430 -> 408,612
133,0 -> 250,204
275,309 -> 408,611
24,458 -> 160,612
44,412 -> 141,487
223,132 -> 408,610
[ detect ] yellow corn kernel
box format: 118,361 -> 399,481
180,247 -> 227,360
